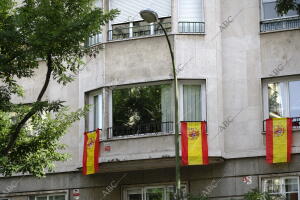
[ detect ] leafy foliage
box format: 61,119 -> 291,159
0,106 -> 88,177
276,0 -> 300,15
0,0 -> 118,176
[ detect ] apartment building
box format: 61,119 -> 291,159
1,0 -> 300,199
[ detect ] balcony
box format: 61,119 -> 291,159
107,22 -> 172,41
263,117 -> 300,132
107,121 -> 173,139
86,33 -> 102,47
178,22 -> 205,33
260,16 -> 300,32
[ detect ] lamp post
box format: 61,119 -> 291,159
140,9 -> 181,200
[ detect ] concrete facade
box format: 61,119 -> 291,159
1,0 -> 300,199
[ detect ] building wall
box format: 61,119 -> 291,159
2,156 -> 300,199
1,0 -> 300,199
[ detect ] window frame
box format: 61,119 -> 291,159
261,176 -> 300,198
28,192 -> 68,200
260,0 -> 299,21
179,80 -> 207,122
108,81 -> 173,137
122,183 -> 188,200
262,76 -> 300,120
87,89 -> 103,132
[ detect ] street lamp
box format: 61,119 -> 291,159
140,9 -> 181,200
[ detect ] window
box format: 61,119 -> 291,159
28,193 -> 67,200
178,0 -> 204,33
261,0 -> 299,20
262,177 -> 299,199
87,90 -> 103,131
123,184 -> 187,200
260,0 -> 300,32
110,83 -> 173,137
108,0 -> 171,40
265,79 -> 300,118
180,81 -> 206,122
263,78 -> 300,130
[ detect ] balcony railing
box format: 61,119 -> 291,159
108,22 -> 172,41
260,16 -> 300,32
107,121 -> 174,138
178,22 -> 205,33
263,117 -> 300,132
86,33 -> 102,47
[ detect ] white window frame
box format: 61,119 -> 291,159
261,0 -> 299,21
179,80 -> 207,122
88,89 -> 103,132
122,183 -> 188,200
28,192 -> 67,200
263,76 -> 300,120
261,176 -> 300,198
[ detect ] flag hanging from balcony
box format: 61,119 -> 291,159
82,129 -> 100,175
266,118 -> 292,164
181,121 -> 208,165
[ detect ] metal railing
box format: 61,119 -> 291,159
178,22 -> 205,33
260,16 -> 300,32
108,22 -> 172,41
107,121 -> 173,138
263,117 -> 300,132
86,33 -> 102,47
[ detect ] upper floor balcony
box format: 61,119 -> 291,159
260,0 -> 300,33
108,19 -> 172,41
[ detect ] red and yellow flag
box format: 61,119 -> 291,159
266,118 -> 292,164
83,129 -> 100,175
181,121 -> 208,165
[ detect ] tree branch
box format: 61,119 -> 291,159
0,54 -> 53,156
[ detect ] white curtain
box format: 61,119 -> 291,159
183,85 -> 202,121
161,85 -> 173,132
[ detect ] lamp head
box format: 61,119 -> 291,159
139,9 -> 158,23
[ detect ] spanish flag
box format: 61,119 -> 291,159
181,121 -> 208,165
266,118 -> 292,164
83,129 -> 100,175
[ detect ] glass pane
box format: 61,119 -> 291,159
268,82 -> 287,118
183,85 -> 201,121
132,21 -> 151,37
145,187 -> 164,200
263,178 -> 281,194
285,178 -> 298,192
289,81 -> 300,117
112,23 -> 130,40
54,195 -> 65,200
112,84 -> 171,136
263,2 -> 280,19
94,95 -> 98,129
127,188 -> 142,200
286,193 -> 298,200
94,95 -> 102,129
36,197 -> 47,200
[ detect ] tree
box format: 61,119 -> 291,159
0,0 -> 118,177
276,0 -> 300,15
